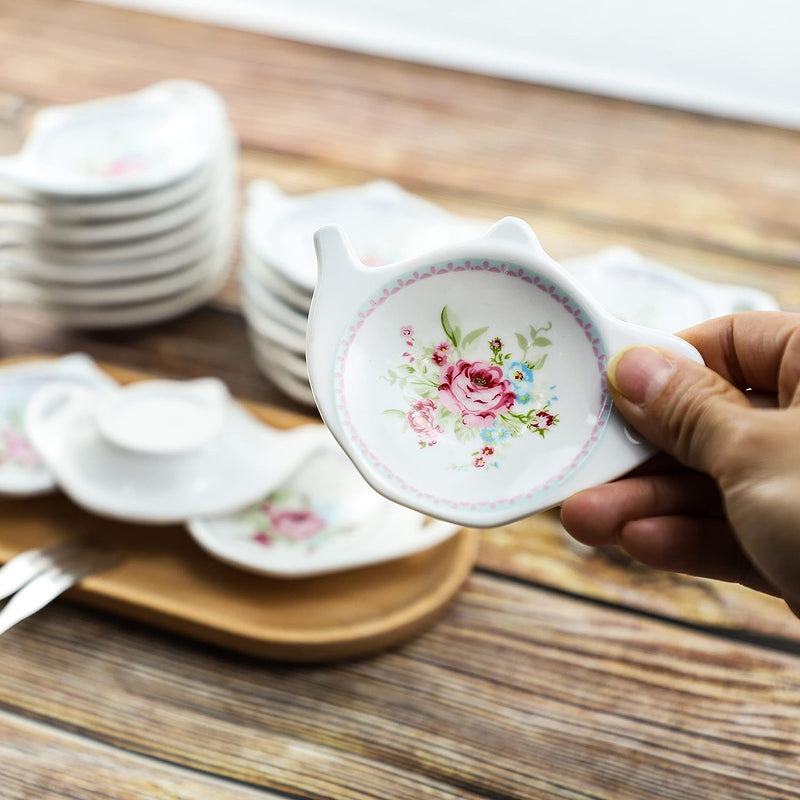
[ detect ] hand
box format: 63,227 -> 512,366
560,311 -> 800,617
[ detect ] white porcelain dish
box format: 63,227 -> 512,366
25,379 -> 332,523
0,162 -> 227,245
2,246 -> 231,329
187,433 -> 460,578
0,225 -> 223,284
3,172 -> 234,264
0,81 -> 228,197
0,133 -> 238,222
564,246 -> 779,332
242,247 -> 312,313
242,295 -> 307,354
306,217 -> 703,529
252,346 -> 315,406
3,238 -> 230,307
244,179 -> 488,293
241,269 -> 308,335
0,354 -> 116,496
248,329 -> 309,383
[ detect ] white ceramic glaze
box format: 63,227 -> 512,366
242,295 -> 307,354
1,238 -> 230,307
24,381 -> 332,524
0,354 -> 116,496
251,345 -> 315,406
1,166 -> 235,264
187,432 -> 460,578
95,379 -> 228,455
564,246 -> 779,331
0,224 -> 223,284
248,329 -> 309,383
245,179 -> 488,293
242,247 -> 313,312
241,269 -> 308,335
0,81 -> 228,196
306,217 -> 703,529
1,245 -> 231,329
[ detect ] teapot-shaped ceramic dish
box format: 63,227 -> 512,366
0,80 -> 227,197
306,217 -> 703,529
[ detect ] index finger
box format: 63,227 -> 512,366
678,311 -> 800,406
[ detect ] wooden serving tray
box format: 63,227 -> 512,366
0,359 -> 478,662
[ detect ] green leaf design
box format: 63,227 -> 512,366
533,337 -> 552,347
441,306 -> 458,347
461,326 -> 489,350
382,409 -> 407,419
515,333 -> 528,351
530,354 -> 548,371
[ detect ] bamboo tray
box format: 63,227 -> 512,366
0,358 -> 478,662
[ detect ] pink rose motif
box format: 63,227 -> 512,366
438,359 -> 516,428
265,506 -> 326,541
530,410 -> 555,430
2,429 -> 40,467
407,398 -> 442,441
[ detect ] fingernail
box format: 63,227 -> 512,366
607,346 -> 675,405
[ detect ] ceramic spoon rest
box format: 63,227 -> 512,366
306,217 -> 702,529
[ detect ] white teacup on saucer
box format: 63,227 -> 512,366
307,217 -> 703,529
24,377 -> 330,523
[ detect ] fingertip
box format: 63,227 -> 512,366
560,488 -> 619,546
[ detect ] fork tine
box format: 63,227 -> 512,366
0,546 -> 121,636
0,538 -> 91,602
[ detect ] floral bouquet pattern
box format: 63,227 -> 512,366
382,306 -> 560,469
0,410 -> 41,471
236,489 -> 353,552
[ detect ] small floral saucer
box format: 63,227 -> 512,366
0,354 -> 116,496
307,217 -> 703,529
564,246 -> 779,331
187,430 -> 459,577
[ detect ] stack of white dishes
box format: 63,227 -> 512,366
239,180 -> 489,405
0,81 -> 237,328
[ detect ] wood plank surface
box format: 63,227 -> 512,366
1,2 -> 799,797
0,710 -> 284,800
0,576 -> 799,799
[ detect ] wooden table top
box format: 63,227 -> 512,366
1,2 -> 800,797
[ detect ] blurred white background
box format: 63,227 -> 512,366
84,0 -> 800,128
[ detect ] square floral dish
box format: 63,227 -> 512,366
306,217 -> 703,529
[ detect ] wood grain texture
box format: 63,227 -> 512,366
1,0 -> 799,268
0,576 -> 799,799
0,710 -> 283,799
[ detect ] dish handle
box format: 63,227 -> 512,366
24,382 -> 98,462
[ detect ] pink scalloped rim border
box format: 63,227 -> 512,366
333,259 -> 612,513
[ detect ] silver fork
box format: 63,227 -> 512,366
0,540 -> 121,635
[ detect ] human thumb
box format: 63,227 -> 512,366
607,346 -> 750,477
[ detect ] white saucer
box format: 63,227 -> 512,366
240,268 -> 308,335
248,329 -> 309,383
244,179 -> 488,293
25,379 -> 332,523
242,295 -> 307,354
187,436 -> 460,577
564,246 -> 780,331
242,247 -> 312,313
0,354 -> 116,496
252,346 -> 315,406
